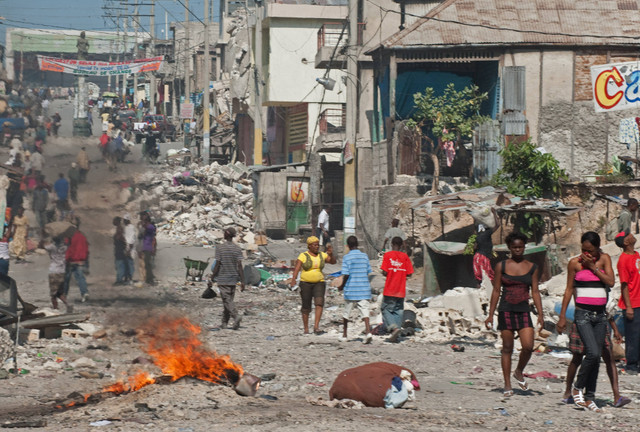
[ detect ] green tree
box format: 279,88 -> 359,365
495,139 -> 568,240
407,83 -> 490,194
495,139 -> 567,199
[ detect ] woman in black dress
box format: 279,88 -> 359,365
485,232 -> 544,397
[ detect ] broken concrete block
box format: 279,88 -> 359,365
18,328 -> 40,343
71,357 -> 97,369
92,329 -> 107,339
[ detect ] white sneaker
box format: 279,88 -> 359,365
81,294 -> 89,303
364,333 -> 373,344
338,336 -> 348,342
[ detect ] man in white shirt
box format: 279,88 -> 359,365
123,214 -> 137,283
317,206 -> 331,249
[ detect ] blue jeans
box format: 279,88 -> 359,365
624,307 -> 640,372
574,308 -> 607,400
381,296 -> 404,331
0,258 -> 9,276
125,257 -> 135,280
64,263 -> 88,297
115,259 -> 126,283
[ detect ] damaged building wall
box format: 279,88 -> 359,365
225,12 -> 252,104
255,170 -> 310,234
360,184 -> 420,258
505,50 -> 640,178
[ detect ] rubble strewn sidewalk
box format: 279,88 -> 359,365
128,161 -> 255,247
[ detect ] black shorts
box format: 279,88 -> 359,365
299,281 -> 326,313
497,311 -> 532,331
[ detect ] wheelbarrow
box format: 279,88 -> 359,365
183,257 -> 210,282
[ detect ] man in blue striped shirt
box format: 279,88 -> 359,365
340,236 -> 373,343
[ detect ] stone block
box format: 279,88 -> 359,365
18,328 -> 40,343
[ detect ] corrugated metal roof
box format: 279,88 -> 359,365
378,0 -> 640,50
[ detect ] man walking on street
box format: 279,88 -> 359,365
381,236 -> 414,342
317,205 -> 331,250
139,211 -> 156,286
113,217 -> 127,285
210,227 -> 245,330
64,218 -> 89,302
54,173 -> 70,221
382,218 -> 407,253
123,214 -> 136,283
340,236 -> 373,343
619,198 -> 639,235
76,147 -> 90,183
68,163 -> 80,203
32,179 -> 49,238
616,231 -> 640,374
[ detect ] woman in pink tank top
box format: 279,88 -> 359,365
557,231 -> 614,413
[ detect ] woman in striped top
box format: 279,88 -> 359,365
557,231 -> 615,413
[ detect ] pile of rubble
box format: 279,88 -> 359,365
129,161 -> 255,246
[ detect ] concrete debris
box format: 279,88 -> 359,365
306,396 -> 365,409
70,357 -> 97,369
130,161 -> 255,246
427,287 -> 487,318
0,327 -> 12,364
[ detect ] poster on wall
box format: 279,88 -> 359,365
287,179 -> 309,204
591,61 -> 640,113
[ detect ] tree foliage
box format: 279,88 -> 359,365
406,84 -> 490,194
407,83 -> 490,147
495,139 -> 567,199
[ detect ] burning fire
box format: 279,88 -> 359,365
138,316 -> 244,385
57,317 -> 246,408
103,371 -> 157,393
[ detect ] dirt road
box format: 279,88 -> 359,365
1,100 -> 639,431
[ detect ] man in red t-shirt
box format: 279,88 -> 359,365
380,236 -> 414,342
616,231 -> 640,373
64,218 -> 90,303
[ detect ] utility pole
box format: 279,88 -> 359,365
202,0 -> 210,163
343,0 -> 358,243
122,8 -> 128,102
19,34 -> 23,84
133,0 -> 138,107
149,0 -> 156,114
184,0 -> 190,102
253,1 -> 263,166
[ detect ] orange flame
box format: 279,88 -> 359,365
139,317 -> 244,384
103,372 -> 156,394
56,316 -> 243,408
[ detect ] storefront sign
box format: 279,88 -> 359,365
37,55 -> 163,76
592,61 -> 640,112
180,103 -> 194,119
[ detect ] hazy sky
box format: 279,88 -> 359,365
0,0 -> 217,44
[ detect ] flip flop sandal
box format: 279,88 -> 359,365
512,374 -> 529,391
561,396 -> 574,404
572,387 -> 587,409
585,401 -> 602,413
503,389 -> 514,397
614,396 -> 631,408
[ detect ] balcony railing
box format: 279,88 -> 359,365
317,23 -> 347,51
319,107 -> 346,134
317,22 -> 366,50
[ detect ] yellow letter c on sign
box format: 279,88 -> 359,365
595,68 -> 624,110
